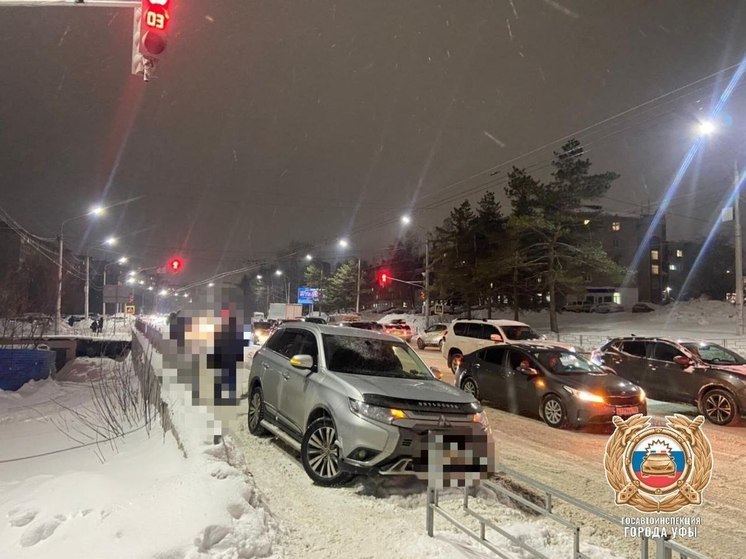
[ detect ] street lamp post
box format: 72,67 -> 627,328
56,206 -> 104,333
401,215 -> 432,327
728,175 -> 743,336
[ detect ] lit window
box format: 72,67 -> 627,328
669,264 -> 677,271
676,249 -> 683,258
652,264 -> 660,275
651,250 -> 659,261
583,219 -> 590,225
611,222 -> 621,232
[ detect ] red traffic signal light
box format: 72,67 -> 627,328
140,0 -> 170,57
378,272 -> 389,288
169,258 -> 183,272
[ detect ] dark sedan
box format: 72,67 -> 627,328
455,342 -> 646,428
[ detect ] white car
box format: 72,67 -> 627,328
414,323 -> 447,350
591,302 -> 624,313
441,319 -> 574,373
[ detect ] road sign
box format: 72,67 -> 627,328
125,305 -> 136,315
297,287 -> 320,304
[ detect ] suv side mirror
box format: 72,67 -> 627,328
673,355 -> 693,368
430,366 -> 444,380
490,334 -> 503,342
289,354 -> 314,370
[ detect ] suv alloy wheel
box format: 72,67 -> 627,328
248,385 -> 268,436
700,388 -> 739,425
301,416 -> 352,486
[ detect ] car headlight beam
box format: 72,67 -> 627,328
562,385 -> 605,404
349,399 -> 409,424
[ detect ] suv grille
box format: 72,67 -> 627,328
362,393 -> 479,414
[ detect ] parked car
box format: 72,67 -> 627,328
454,342 -> 646,428
302,316 -> 327,325
414,323 -> 448,350
591,302 -> 625,313
562,301 -> 593,313
441,319 -> 574,373
382,321 -> 413,341
631,303 -> 655,313
252,321 -> 274,345
339,321 -> 385,332
593,337 -> 746,425
247,323 -> 492,485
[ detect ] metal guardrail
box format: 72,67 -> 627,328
426,463 -> 709,559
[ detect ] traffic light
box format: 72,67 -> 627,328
133,0 -> 171,80
378,272 -> 389,288
169,258 -> 183,273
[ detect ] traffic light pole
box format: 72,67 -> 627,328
424,239 -> 430,328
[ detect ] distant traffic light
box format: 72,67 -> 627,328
378,272 -> 389,288
169,257 -> 183,272
133,0 -> 171,79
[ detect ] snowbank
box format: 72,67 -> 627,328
0,357 -> 280,559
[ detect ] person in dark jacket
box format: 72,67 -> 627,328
208,311 -> 249,406
98,316 -> 104,334
90,320 -> 99,334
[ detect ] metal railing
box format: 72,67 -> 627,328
426,463 -> 709,559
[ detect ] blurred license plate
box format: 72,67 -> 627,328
616,406 -> 639,415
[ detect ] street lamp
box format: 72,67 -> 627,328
338,238 -> 349,249
275,270 -> 289,303
401,217 -> 432,327
56,207 -> 105,332
208,282 -> 215,287
104,236 -> 118,246
696,119 -> 717,136
305,254 -> 313,261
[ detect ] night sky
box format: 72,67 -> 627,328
3,1 -> 746,282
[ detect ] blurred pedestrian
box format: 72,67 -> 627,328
98,316 -> 104,334
90,319 -> 99,335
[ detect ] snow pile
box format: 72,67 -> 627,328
0,357 -> 280,559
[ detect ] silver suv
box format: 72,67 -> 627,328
247,323 -> 492,486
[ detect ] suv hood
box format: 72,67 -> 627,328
336,372 -> 474,404
707,363 -> 746,378
560,373 -> 642,396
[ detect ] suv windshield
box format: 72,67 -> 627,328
322,334 -> 433,379
502,326 -> 542,340
681,342 -> 746,365
531,350 -> 602,375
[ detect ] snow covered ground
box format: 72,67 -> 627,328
0,357 -> 279,559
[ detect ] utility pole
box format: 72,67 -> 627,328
355,258 -> 361,313
56,233 -> 64,334
424,238 -> 430,328
735,161 -> 743,336
84,256 -> 90,318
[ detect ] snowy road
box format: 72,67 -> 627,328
412,346 -> 745,559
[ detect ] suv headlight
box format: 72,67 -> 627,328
472,411 -> 492,434
563,385 -> 605,404
349,399 -> 409,424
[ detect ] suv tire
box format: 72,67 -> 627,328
248,385 -> 268,436
301,417 -> 352,486
448,351 -> 463,374
417,337 -> 425,350
542,394 -> 567,428
700,388 -> 739,425
461,377 -> 480,400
